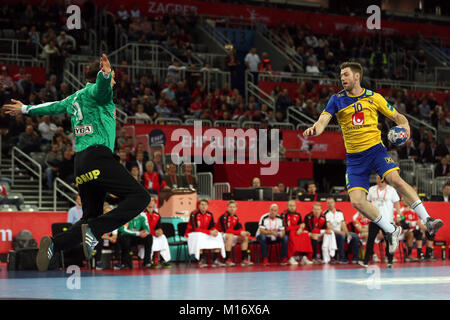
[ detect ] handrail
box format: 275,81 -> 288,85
53,177 -> 77,211
404,113 -> 437,137
12,147 -> 42,209
63,69 -> 83,91
201,23 -> 232,47
259,26 -> 304,72
287,106 -> 316,125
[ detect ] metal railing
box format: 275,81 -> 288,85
246,71 -> 275,110
260,26 -> 304,72
0,38 -> 42,58
11,147 -> 42,209
287,106 -> 317,125
53,177 -> 77,211
404,113 -> 437,138
201,22 -> 233,47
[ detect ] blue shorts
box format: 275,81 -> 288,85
346,143 -> 399,193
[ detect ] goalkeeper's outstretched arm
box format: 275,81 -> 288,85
3,98 -> 68,117
303,113 -> 332,137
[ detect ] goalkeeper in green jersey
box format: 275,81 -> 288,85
3,54 -> 151,271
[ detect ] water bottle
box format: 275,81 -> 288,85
442,246 -> 446,260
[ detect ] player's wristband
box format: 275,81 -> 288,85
21,105 -> 28,114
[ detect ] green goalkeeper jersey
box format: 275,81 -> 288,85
22,71 -> 116,152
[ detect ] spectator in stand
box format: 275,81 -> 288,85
284,59 -> 299,74
215,200 -> 252,266
155,99 -> 172,118
180,163 -> 198,190
430,182 -> 450,202
167,60 -> 186,83
0,183 -> 23,210
161,162 -> 181,190
0,66 -> 13,90
144,160 -> 161,196
116,5 -> 130,28
252,177 -> 261,188
189,95 -> 203,118
58,149 -> 75,185
416,49 -> 428,70
134,104 -> 152,124
305,58 -> 320,75
259,52 -> 272,73
324,197 -> 359,264
398,139 -> 418,160
67,194 -> 83,224
152,151 -> 165,176
256,204 -> 289,265
244,47 -> 261,85
44,143 -> 62,189
418,99 -> 431,120
416,141 -> 432,164
280,200 -> 313,265
56,31 -> 76,53
38,115 -> 57,144
305,182 -> 318,201
17,73 -> 34,99
226,49 -> 240,87
18,125 -> 40,153
369,47 -> 387,79
118,211 -> 153,269
304,202 -> 329,263
275,89 -> 293,116
435,155 -> 450,177
29,25 -> 40,45
13,67 -> 26,82
128,150 -> 146,179
145,196 -> 171,268
185,199 -> 226,267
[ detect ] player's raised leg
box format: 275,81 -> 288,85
384,170 -> 443,235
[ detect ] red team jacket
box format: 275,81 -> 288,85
215,212 -> 243,236
185,210 -> 217,236
304,212 -> 327,234
145,210 -> 163,236
403,209 -> 420,230
280,210 -> 302,234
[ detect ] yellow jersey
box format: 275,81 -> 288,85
322,88 -> 396,153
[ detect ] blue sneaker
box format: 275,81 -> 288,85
95,262 -> 105,270
81,224 -> 98,260
113,262 -> 122,270
36,236 -> 54,272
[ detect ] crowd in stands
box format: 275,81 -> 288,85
269,21 -> 437,82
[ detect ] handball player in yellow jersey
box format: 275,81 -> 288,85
304,62 -> 443,255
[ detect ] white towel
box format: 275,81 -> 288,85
321,231 -> 337,263
187,232 -> 226,260
151,234 -> 171,262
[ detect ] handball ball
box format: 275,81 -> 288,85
388,126 -> 408,146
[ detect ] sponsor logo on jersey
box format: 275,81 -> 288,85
74,124 -> 93,136
387,103 -> 394,112
385,157 -> 394,164
366,90 -> 373,95
352,112 -> 365,125
75,169 -> 100,185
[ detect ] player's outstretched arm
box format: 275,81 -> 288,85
391,112 -> 411,141
3,98 -> 68,117
303,113 -> 332,137
89,53 -> 113,104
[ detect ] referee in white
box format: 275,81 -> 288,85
359,175 -> 401,268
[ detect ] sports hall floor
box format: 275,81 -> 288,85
1,260 -> 450,300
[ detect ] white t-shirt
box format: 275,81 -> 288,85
244,53 -> 261,72
367,185 -> 400,222
325,209 -> 345,232
256,213 -> 284,240
38,122 -> 57,141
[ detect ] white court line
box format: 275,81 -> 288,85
337,276 -> 450,285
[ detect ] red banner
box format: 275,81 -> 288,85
0,64 -> 46,85
133,123 -> 346,160
93,0 -> 450,40
0,211 -> 67,254
213,161 -> 313,188
1,202 -> 449,254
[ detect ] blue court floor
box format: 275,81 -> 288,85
1,261 -> 450,300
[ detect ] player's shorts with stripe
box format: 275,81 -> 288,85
346,142 -> 399,193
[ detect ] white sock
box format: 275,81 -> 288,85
411,200 -> 430,221
373,214 -> 395,233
